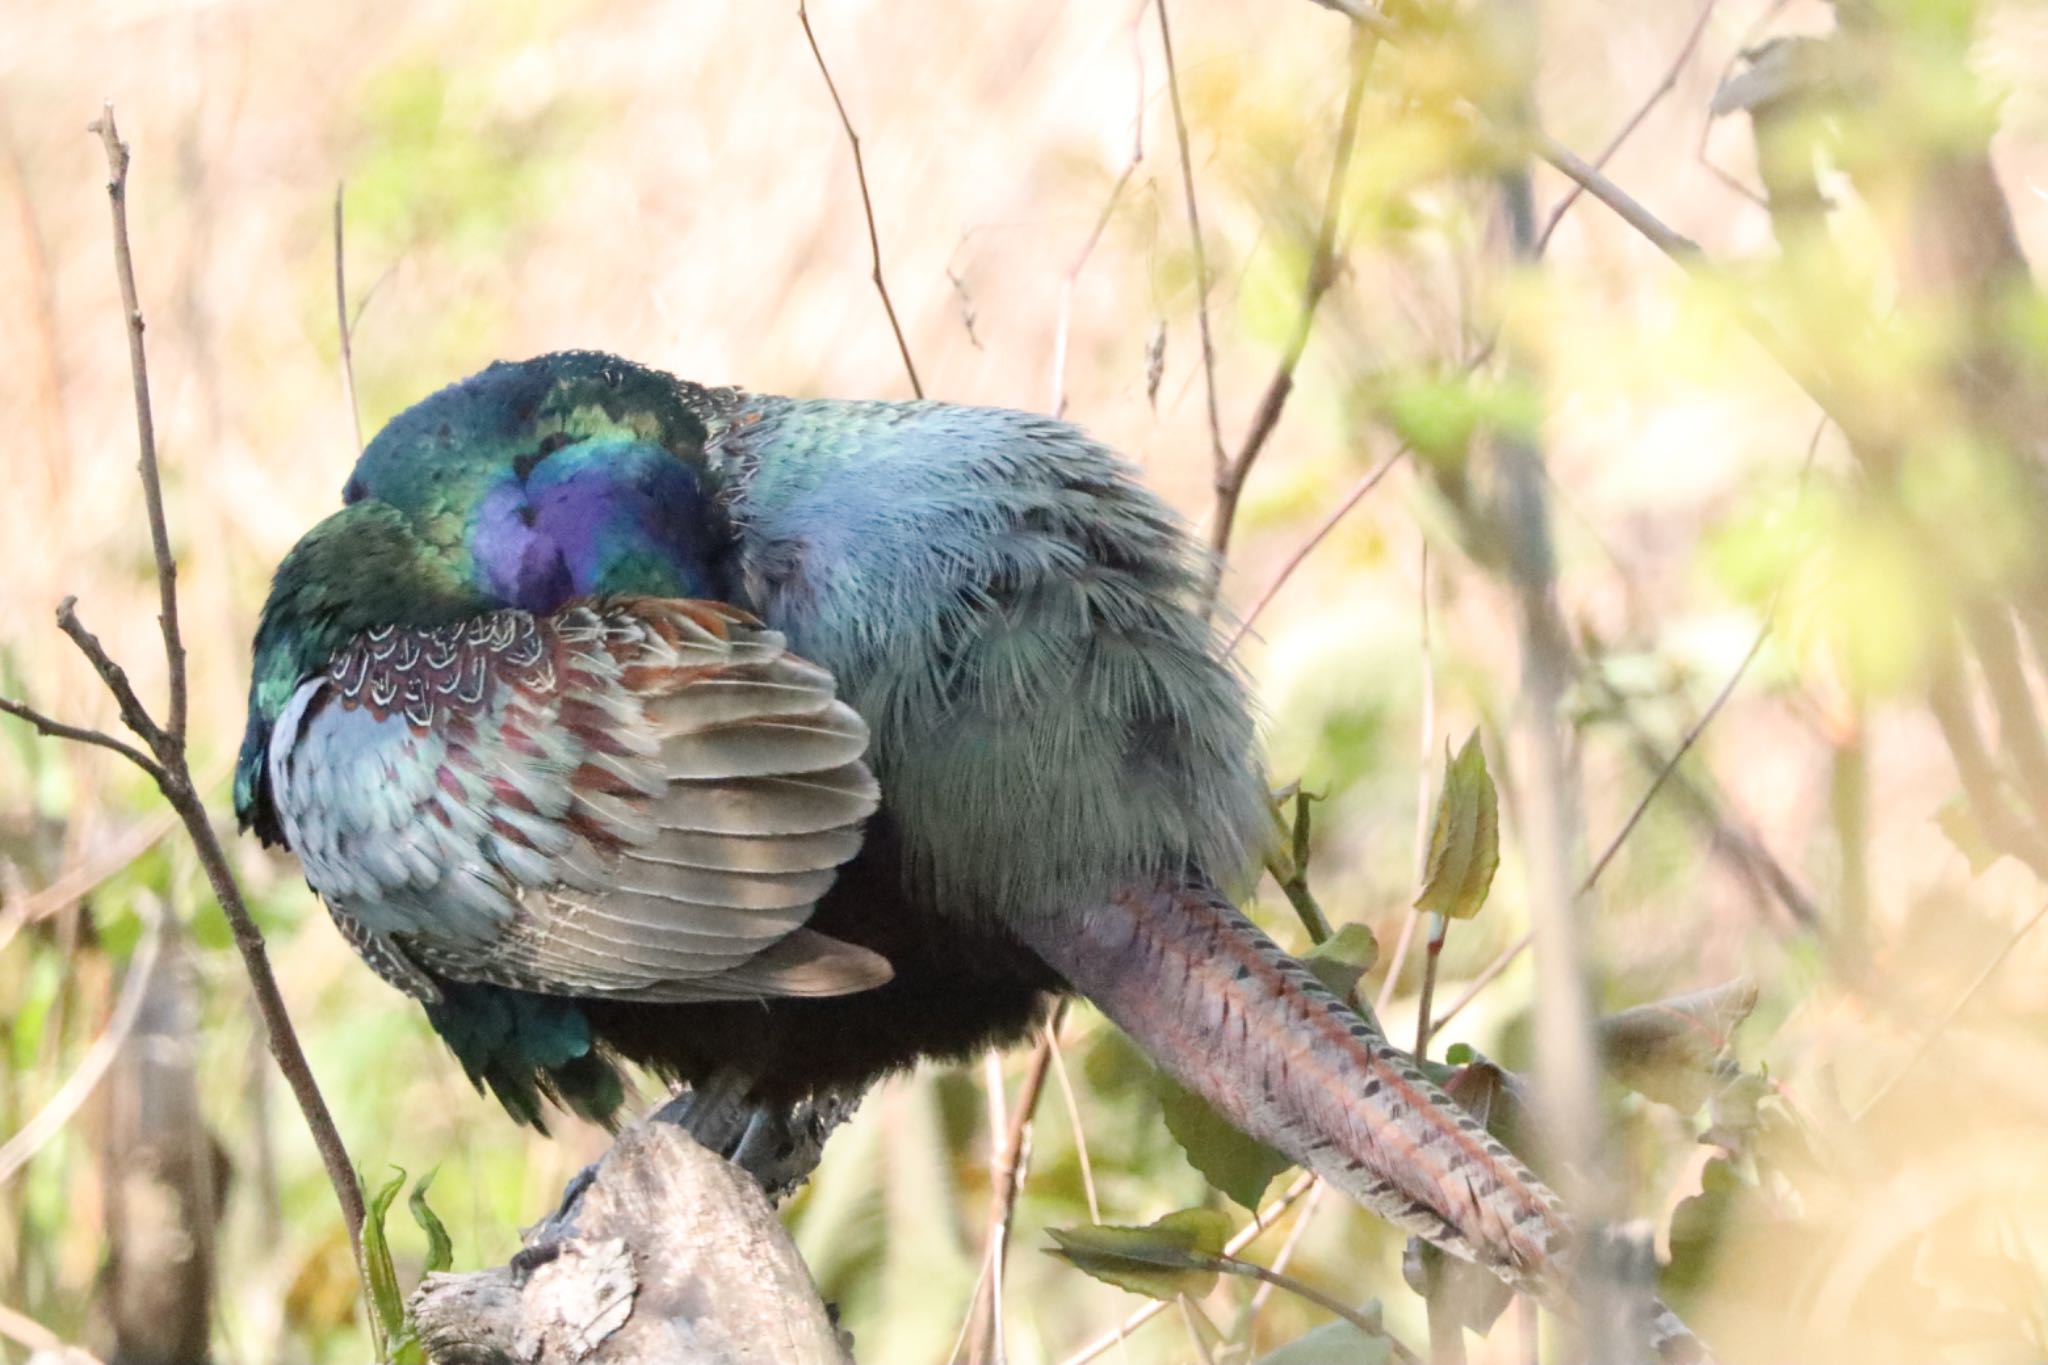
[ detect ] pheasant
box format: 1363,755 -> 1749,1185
235,351 -> 1706,1359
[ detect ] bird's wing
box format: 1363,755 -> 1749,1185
267,598 -> 890,1003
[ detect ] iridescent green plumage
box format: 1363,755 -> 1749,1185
239,354 -> 1713,1357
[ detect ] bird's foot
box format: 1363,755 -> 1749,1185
651,1075 -> 863,1202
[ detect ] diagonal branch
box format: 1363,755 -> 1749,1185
797,2 -> 923,399
1534,0 -> 1720,255
1210,25 -> 1379,567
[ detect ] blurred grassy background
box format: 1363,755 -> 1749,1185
5,1 -> 2048,1361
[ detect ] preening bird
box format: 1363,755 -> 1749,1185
236,352 -> 1704,1359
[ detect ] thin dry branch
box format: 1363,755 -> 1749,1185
797,2 -> 923,398
962,1013 -> 1062,1365
1051,0 -> 1148,420
1430,612 -> 1777,1040
1224,446 -> 1405,653
0,106 -> 368,1281
1853,899 -> 2048,1122
94,118 -> 186,752
1155,0 -> 1226,495
0,696 -> 163,783
1210,26 -> 1378,567
1535,0 -> 1719,255
334,183 -> 364,454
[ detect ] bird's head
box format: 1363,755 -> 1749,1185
235,352 -> 735,838
342,350 -> 734,614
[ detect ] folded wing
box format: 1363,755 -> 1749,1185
267,599 -> 890,1003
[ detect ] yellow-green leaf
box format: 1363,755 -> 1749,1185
1414,730 -> 1499,920
1256,1318 -> 1393,1365
361,1166 -> 408,1359
1305,923 -> 1380,1001
1045,1208 -> 1232,1301
1596,979 -> 1760,1111
1159,1071 -> 1293,1211
409,1169 -> 453,1276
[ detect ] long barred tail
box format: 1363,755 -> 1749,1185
1023,882 -> 1713,1363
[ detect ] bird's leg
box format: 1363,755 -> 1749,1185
651,1071 -> 862,1203
1022,883 -> 1711,1363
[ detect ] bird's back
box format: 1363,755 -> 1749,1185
707,395 -> 1271,929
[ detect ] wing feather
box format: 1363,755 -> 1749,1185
269,598 -> 889,1004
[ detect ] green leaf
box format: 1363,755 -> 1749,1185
1158,1071 -> 1293,1211
361,1166 -> 408,1359
1045,1208 -> 1232,1301
1414,731 -> 1500,921
1595,979 -> 1760,1112
1255,1318 -> 1393,1365
409,1169 -> 454,1276
1305,923 -> 1380,1001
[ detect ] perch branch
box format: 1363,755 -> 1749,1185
413,1120 -> 849,1363
798,2 -> 923,398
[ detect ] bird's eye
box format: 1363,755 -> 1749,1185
342,476 -> 366,505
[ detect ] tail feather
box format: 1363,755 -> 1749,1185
1023,882 -> 1714,1363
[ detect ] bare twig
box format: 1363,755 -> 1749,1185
1155,0 -> 1226,497
1584,623 -> 1773,890
1414,914 -> 1450,1061
946,266 -> 984,349
0,696 -> 164,783
797,3 -> 923,398
0,897 -> 163,1185
1854,900 -> 2048,1121
0,107 -> 369,1286
1532,132 -> 1702,264
1051,0 -> 1148,420
1430,615 -> 1776,1041
963,1009 -> 1064,1365
1234,1180 -> 1326,1341
1224,446 -> 1405,653
1535,0 -> 1720,254
1378,540 -> 1436,1017
1042,1018 -> 1102,1224
92,114 -> 186,752
334,183 -> 364,453
1209,26 -> 1379,567
1208,1255 -> 1422,1365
